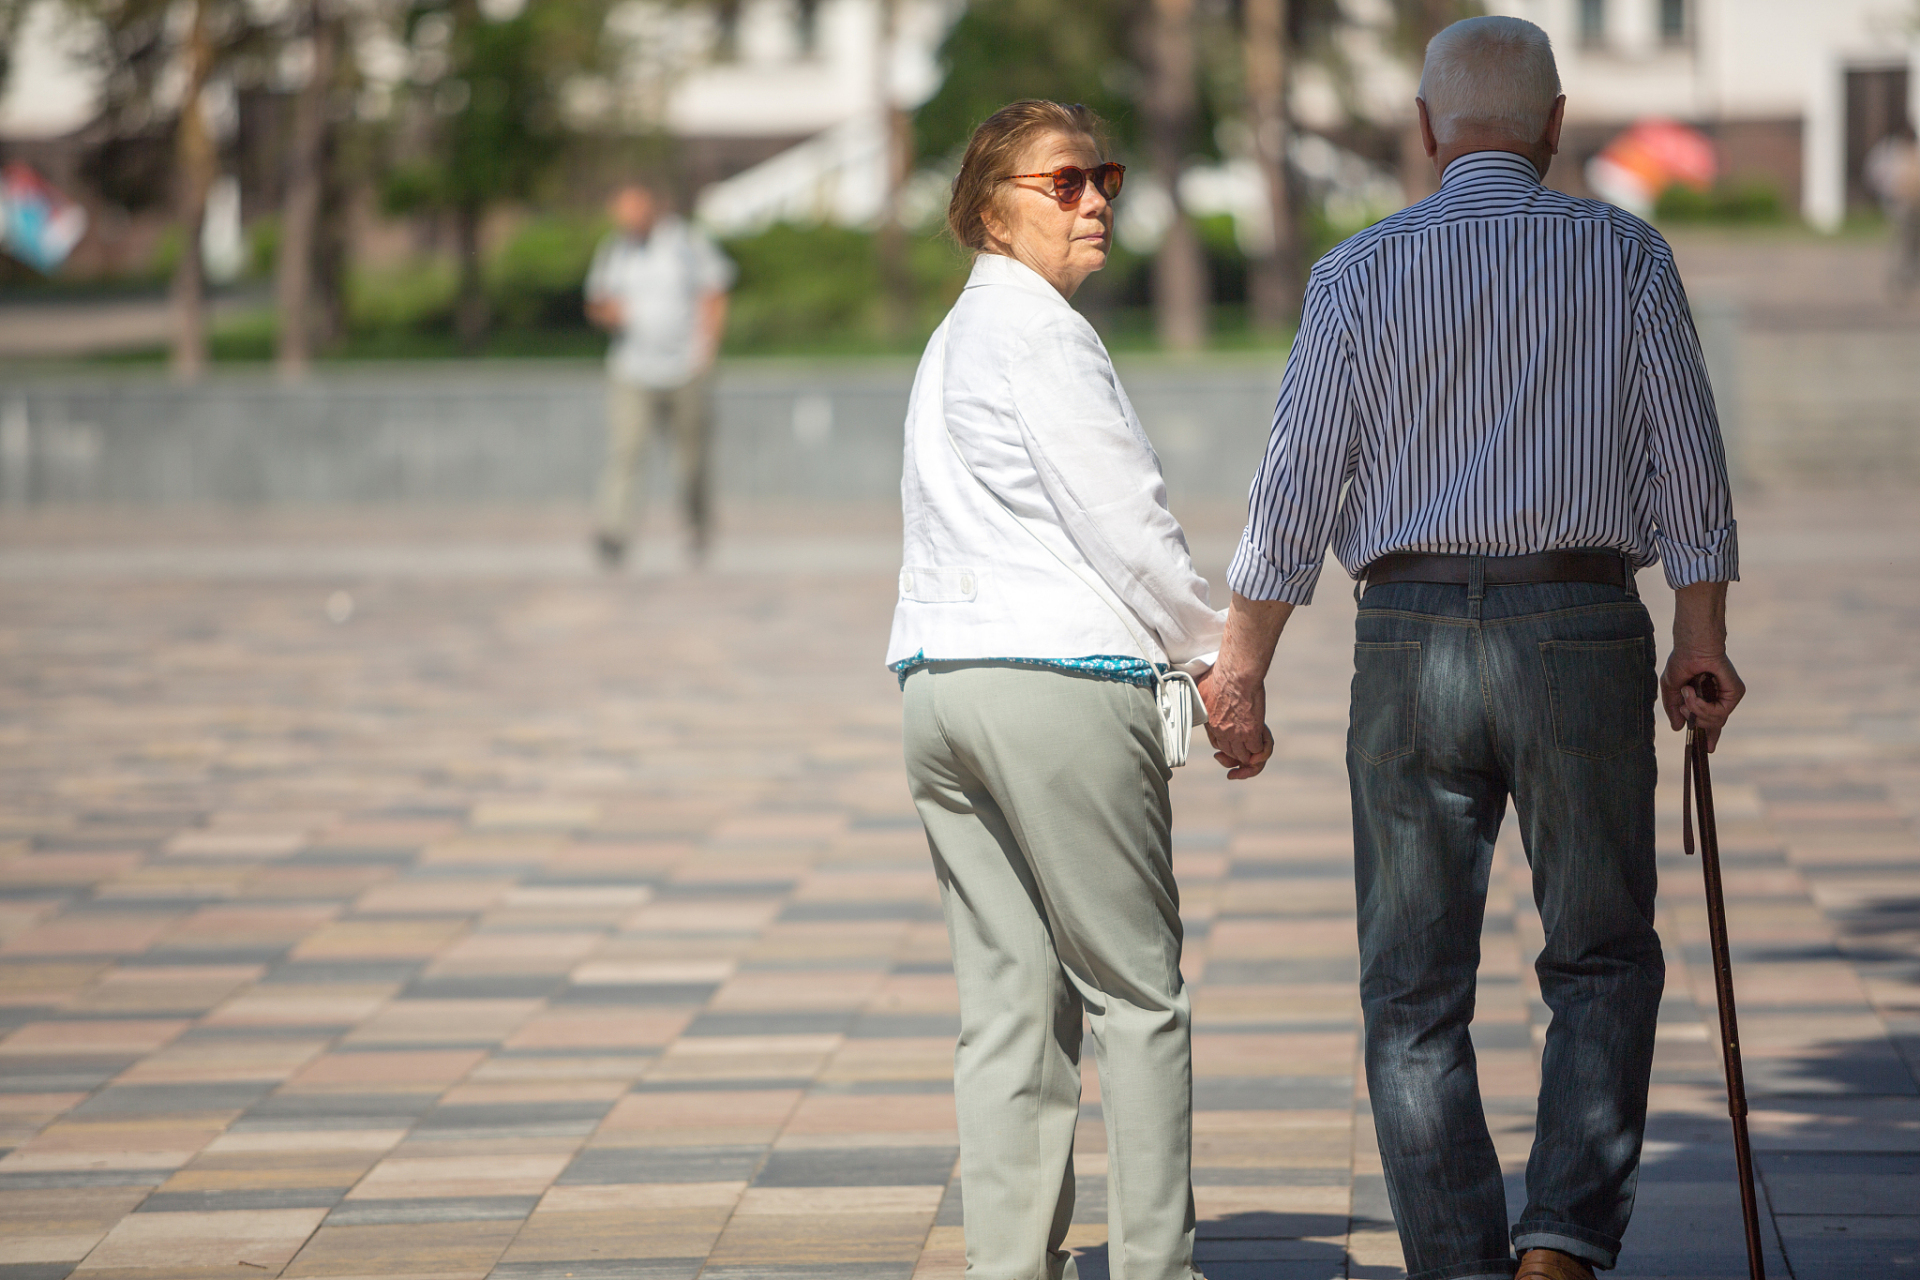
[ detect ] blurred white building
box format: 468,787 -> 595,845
616,0 -> 957,231
6,0 -> 1914,245
1488,0 -> 1920,228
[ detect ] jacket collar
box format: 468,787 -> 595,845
965,251 -> 1071,304
1439,150 -> 1545,191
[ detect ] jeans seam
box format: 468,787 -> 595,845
1353,641 -> 1421,765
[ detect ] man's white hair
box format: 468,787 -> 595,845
1418,16 -> 1562,145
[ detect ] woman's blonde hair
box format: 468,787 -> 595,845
945,100 -> 1111,252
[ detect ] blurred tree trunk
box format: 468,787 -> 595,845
276,0 -> 339,378
875,0 -> 913,335
1142,0 -> 1207,352
1244,0 -> 1302,329
315,171 -> 347,347
453,201 -> 487,352
170,0 -> 219,382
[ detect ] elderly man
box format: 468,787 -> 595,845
586,181 -> 735,568
1201,17 -> 1744,1280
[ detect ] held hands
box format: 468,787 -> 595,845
1199,593 -> 1293,781
1197,665 -> 1275,780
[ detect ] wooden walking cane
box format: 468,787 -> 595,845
1680,672 -> 1766,1280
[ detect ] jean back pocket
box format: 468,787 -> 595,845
1351,641 -> 1422,765
1539,637 -> 1653,760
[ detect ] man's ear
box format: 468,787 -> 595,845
1544,95 -> 1567,156
1416,98 -> 1440,160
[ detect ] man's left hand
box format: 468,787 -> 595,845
1200,593 -> 1295,781
1200,665 -> 1274,779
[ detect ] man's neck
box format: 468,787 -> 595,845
1434,137 -> 1551,182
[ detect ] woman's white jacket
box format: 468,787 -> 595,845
885,253 -> 1225,672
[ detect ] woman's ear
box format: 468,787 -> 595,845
979,206 -> 1010,251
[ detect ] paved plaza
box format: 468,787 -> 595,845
0,493 -> 1914,1280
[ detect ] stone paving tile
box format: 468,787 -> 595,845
0,492 -> 1913,1279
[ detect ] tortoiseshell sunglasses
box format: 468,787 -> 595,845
997,162 -> 1126,205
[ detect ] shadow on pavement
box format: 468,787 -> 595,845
1072,1211 -> 1350,1280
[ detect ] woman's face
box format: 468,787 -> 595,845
982,131 -> 1113,298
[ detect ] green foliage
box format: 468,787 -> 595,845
247,214 -> 279,279
147,221 -> 184,281
1654,181 -> 1785,224
1305,202 -> 1388,263
441,10 -> 547,209
487,214 -> 603,329
720,223 -> 971,354
913,0 -> 1139,160
346,257 -> 457,335
381,161 -> 446,217
337,215 -> 596,340
388,0 -> 615,216
323,219 -> 975,360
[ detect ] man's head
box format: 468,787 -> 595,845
610,183 -> 659,239
1417,16 -> 1565,176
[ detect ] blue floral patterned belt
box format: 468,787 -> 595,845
890,650 -> 1160,690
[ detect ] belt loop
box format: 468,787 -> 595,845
1467,555 -> 1486,602
1621,551 -> 1639,600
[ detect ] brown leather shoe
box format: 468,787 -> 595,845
1516,1248 -> 1595,1280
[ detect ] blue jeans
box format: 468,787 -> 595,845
1348,579 -> 1664,1280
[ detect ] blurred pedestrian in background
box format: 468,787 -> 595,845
1204,16 -> 1743,1280
586,181 -> 735,568
888,101 -> 1223,1280
1866,123 -> 1920,299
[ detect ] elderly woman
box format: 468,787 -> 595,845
886,100 -> 1225,1280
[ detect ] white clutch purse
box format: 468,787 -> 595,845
1156,669 -> 1205,768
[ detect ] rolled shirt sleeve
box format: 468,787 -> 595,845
1003,312 -> 1225,667
1634,255 -> 1739,587
1226,277 -> 1358,605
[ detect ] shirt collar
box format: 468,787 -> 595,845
1439,149 -> 1545,191
965,251 -> 1070,304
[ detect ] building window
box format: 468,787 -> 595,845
1658,0 -> 1686,44
1579,0 -> 1606,48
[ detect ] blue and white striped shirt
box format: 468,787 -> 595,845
1227,150 -> 1738,604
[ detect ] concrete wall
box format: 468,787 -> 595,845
3,319 -> 1913,510
0,360 -> 1287,509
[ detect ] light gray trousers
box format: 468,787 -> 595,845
903,663 -> 1201,1280
593,373 -> 713,544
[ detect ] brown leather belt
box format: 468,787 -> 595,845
1363,549 -> 1630,590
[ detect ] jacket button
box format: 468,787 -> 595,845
900,572 -> 914,593
960,574 -> 974,595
